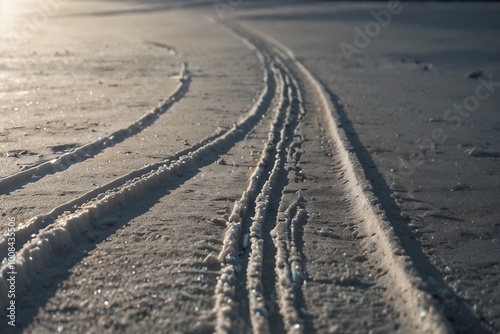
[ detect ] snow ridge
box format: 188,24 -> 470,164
214,64 -> 285,333
0,56 -> 274,311
214,46 -> 308,333
0,62 -> 189,194
246,71 -> 297,334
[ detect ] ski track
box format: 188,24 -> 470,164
0,14 -> 473,333
0,63 -> 189,195
0,61 -> 196,258
214,60 -> 284,334
0,47 -> 274,311
211,20 -> 454,333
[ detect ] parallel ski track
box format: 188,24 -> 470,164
213,28 -> 308,334
0,51 -> 275,310
213,64 -> 293,333
212,21 -> 453,333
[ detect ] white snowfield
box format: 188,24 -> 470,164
0,1 -> 499,333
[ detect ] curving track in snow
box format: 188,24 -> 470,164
0,12 -> 471,333
0,51 -> 272,310
0,63 -> 189,195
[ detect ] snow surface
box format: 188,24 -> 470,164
0,0 -> 499,333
